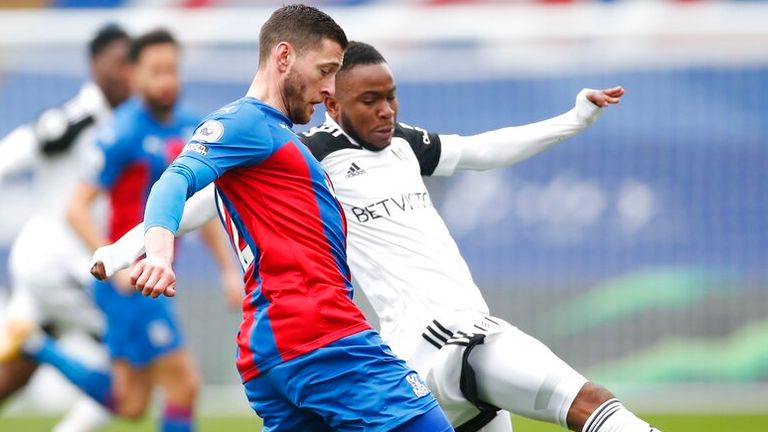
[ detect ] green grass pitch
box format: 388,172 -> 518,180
2,414 -> 767,431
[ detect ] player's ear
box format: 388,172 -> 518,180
274,42 -> 292,73
127,63 -> 139,92
324,95 -> 339,116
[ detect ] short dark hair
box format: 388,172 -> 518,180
339,41 -> 386,74
129,28 -> 178,63
89,23 -> 129,59
258,4 -> 347,66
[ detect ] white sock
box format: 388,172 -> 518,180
582,398 -> 661,432
52,397 -> 112,432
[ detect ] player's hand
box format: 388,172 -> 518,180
90,260 -> 108,281
221,269 -> 244,310
586,86 -> 624,107
130,254 -> 176,298
113,268 -> 135,294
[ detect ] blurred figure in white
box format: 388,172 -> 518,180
0,24 -> 132,432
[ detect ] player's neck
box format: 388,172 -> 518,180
246,71 -> 289,119
148,106 -> 174,124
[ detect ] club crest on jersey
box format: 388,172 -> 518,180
192,120 -> 224,143
406,374 -> 430,397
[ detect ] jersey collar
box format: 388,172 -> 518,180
324,112 -> 361,148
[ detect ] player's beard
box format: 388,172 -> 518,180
281,69 -> 311,124
340,111 -> 395,152
145,93 -> 177,122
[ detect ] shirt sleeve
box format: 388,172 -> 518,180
432,88 -> 603,176
394,122 -> 443,176
143,159 -> 214,234
143,107 -> 274,233
174,110 -> 274,177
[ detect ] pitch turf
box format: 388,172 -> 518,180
1,414 -> 766,431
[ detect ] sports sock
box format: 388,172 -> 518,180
52,396 -> 112,432
161,403 -> 194,432
582,398 -> 661,432
23,333 -> 114,409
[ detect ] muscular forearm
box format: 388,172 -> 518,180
69,210 -> 108,252
67,183 -> 107,252
132,157 -> 218,298
444,89 -> 602,172
91,185 -> 219,279
144,227 -> 176,264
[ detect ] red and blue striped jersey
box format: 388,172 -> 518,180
176,98 -> 370,381
96,98 -> 198,242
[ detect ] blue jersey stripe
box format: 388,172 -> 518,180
297,144 -> 354,296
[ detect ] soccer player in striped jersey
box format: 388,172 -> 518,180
0,24 -> 132,432
127,6 -> 452,432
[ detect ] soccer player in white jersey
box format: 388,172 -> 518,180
299,41 -> 659,432
0,25 -> 132,431
92,42 -> 661,432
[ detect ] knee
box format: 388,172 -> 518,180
575,382 -> 615,407
566,382 -> 616,431
115,398 -> 149,420
179,368 -> 201,399
166,366 -> 201,405
0,360 -> 37,401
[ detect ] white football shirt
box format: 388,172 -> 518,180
0,82 -> 112,284
302,115 -> 489,359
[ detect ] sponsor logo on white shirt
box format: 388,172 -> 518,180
345,162 -> 366,179
349,191 -> 433,223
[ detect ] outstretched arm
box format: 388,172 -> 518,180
130,157 -> 218,299
434,86 -> 624,175
67,182 -> 107,252
90,184 -> 218,280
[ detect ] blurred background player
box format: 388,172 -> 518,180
0,24 -> 132,432
18,28 -> 241,432
130,5 -> 452,431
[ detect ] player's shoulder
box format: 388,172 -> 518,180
393,122 -> 437,147
96,99 -> 142,149
111,98 -> 145,128
187,98 -> 271,150
300,121 -> 360,162
33,86 -> 96,134
202,98 -> 268,130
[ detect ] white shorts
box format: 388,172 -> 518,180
4,216 -> 103,336
409,311 -> 587,431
